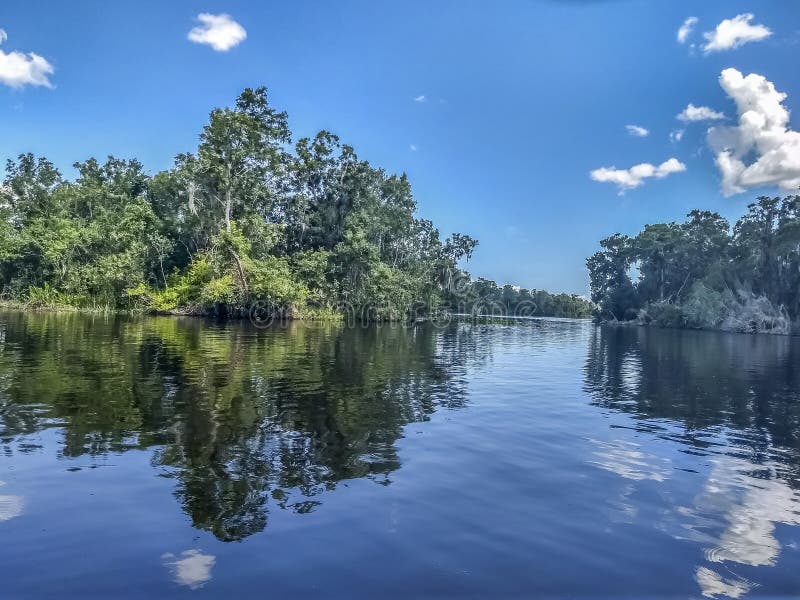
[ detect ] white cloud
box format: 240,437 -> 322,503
188,14 -> 246,52
162,550 -> 216,589
703,14 -> 772,53
708,68 -> 800,195
409,144 -> 417,152
590,158 -> 686,193
413,95 -> 426,103
670,129 -> 685,143
0,29 -> 54,89
625,124 -> 649,137
677,103 -> 725,122
677,17 -> 698,44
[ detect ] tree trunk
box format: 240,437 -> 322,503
231,249 -> 249,299
225,188 -> 232,232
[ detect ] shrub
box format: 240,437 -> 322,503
639,301 -> 685,328
720,291 -> 791,335
200,275 -> 237,305
681,282 -> 731,329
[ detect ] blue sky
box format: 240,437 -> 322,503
1,1 -> 798,294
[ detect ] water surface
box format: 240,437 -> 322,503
1,312 -> 799,598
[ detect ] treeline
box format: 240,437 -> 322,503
444,277 -> 593,318
587,196 -> 800,334
0,88 -> 472,320
0,86 -> 584,321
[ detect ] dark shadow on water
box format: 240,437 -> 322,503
584,325 -> 800,482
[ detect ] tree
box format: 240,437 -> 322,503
587,234 -> 638,321
0,86 -> 601,323
2,153 -> 62,223
587,199 -> 800,331
187,87 -> 290,233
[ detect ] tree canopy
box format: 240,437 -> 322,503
0,86 -> 590,321
587,196 -> 800,333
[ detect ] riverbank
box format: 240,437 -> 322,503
0,299 -> 121,315
598,316 -> 799,336
0,299 -> 342,322
0,300 -> 595,327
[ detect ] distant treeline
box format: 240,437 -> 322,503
587,196 -> 800,334
445,278 -> 593,319
0,86 -> 588,321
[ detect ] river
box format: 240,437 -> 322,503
0,311 -> 798,598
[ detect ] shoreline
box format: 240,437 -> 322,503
597,317 -> 799,337
0,301 -> 594,326
3,301 -> 794,335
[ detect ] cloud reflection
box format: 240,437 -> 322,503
688,457 -> 800,568
695,566 -> 752,599
0,480 -> 24,521
590,439 -> 672,482
162,549 -> 216,589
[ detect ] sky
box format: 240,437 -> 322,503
1,1 -> 799,294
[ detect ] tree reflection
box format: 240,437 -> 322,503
0,312 -> 475,541
584,326 -> 800,449
584,326 -> 800,599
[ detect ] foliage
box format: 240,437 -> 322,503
0,87 -> 581,321
445,275 -> 594,319
587,196 -> 800,333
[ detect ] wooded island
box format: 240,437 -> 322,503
0,87 -> 592,321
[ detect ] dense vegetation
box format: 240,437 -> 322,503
444,277 -> 593,319
587,196 -> 800,334
0,87 -> 591,321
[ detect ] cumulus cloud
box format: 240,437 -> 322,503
590,158 -> 686,193
413,95 -> 426,103
625,124 -> 649,137
677,104 -> 725,122
0,29 -> 54,88
677,17 -> 698,44
708,68 -> 800,196
703,14 -> 772,53
188,14 -> 246,51
670,129 -> 685,143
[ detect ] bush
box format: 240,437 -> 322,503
290,250 -> 334,305
200,275 -> 237,305
720,291 -> 791,335
248,256 -> 308,308
26,283 -> 67,308
639,301 -> 685,328
681,282 -> 731,329
126,254 -> 214,312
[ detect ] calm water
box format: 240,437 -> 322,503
1,312 -> 799,599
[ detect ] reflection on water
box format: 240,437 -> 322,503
0,481 -> 24,521
162,550 -> 216,589
584,326 -> 800,442
0,312 -> 475,541
585,326 -> 800,599
0,312 -> 799,598
590,438 -> 673,482
686,454 -> 800,598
